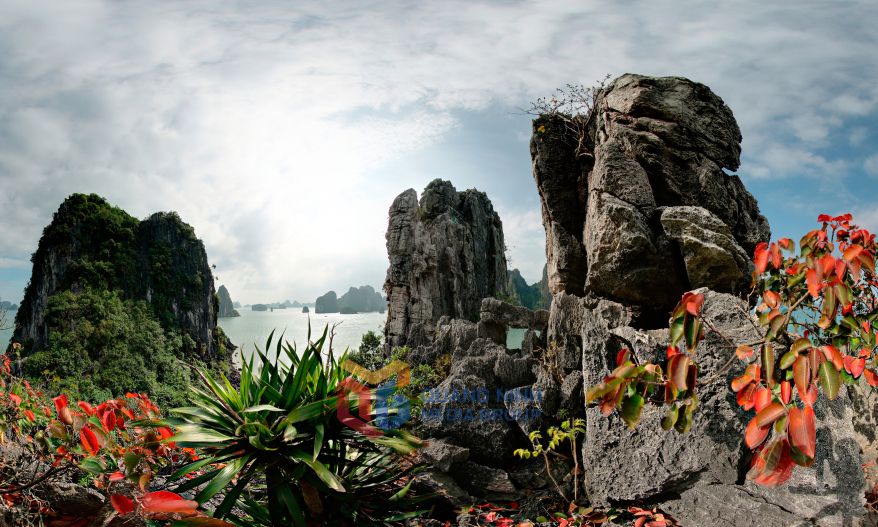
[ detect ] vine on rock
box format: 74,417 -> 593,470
587,213 -> 877,486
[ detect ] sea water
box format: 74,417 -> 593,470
217,309 -> 531,365
0,308 -> 531,364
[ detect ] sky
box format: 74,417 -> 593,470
1,0 -> 877,306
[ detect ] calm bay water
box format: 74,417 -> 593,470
218,308 -> 388,364
0,307 -> 529,363
219,308 -> 529,365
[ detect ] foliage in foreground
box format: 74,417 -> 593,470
155,325 -> 429,527
0,350 -> 208,524
588,213 -> 878,486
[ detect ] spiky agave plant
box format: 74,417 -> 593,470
146,324 -> 429,526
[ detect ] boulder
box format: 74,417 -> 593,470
422,438 -> 470,473
546,292 -> 585,371
660,205 -> 753,293
413,468 -> 478,509
449,461 -> 523,501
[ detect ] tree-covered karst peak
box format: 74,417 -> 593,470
8,193 -> 234,407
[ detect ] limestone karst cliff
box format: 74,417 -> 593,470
315,291 -> 339,313
217,285 -> 240,317
382,179 -> 509,352
410,75 -> 865,526
9,194 -> 234,405
532,73 -> 770,320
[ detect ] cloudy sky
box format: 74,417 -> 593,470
1,0 -> 876,306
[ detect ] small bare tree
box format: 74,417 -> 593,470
518,74 -> 612,159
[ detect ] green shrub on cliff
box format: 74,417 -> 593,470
23,288 -> 195,408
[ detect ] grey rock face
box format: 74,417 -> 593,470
582,290 -> 758,505
383,180 -> 509,353
449,461 -> 523,501
660,206 -> 753,293
547,292 -> 586,370
581,290 -> 867,526
481,297 -> 550,332
531,74 -> 770,313
413,468 -> 478,509
422,438 -> 470,473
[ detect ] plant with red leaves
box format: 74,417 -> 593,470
587,214 -> 878,486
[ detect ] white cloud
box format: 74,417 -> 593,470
0,0 -> 877,303
0,258 -> 29,269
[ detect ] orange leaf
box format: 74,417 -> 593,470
755,403 -> 787,428
111,495 -> 134,515
789,406 -> 816,460
745,416 -> 770,448
770,243 -> 781,270
753,439 -> 795,487
80,427 -> 100,457
754,388 -> 773,413
763,291 -> 779,309
806,269 -> 820,298
844,245 -> 864,262
865,369 -> 878,387
9,394 -> 21,406
780,381 -> 792,405
793,356 -> 811,402
736,346 -> 754,360
851,357 -> 866,378
78,401 -> 95,416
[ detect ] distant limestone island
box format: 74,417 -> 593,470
1,301 -> 18,311
216,285 -> 240,317
315,285 -> 387,314
248,299 -> 315,312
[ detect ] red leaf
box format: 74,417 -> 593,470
736,346 -> 755,360
111,495 -> 134,515
509,502 -> 519,510
666,346 -> 679,358
80,427 -> 100,457
109,472 -> 125,482
789,407 -> 816,461
770,243 -> 781,270
753,439 -> 795,487
78,401 -> 95,416
800,384 -> 818,407
806,269 -> 820,298
745,416 -> 770,448
778,238 -> 793,251
835,259 -> 847,281
23,410 -> 35,422
102,411 -> 116,433
737,382 -> 757,411
685,293 -> 704,316
754,243 -> 769,274
763,291 -> 779,309
865,369 -> 878,387
851,357 -> 866,378
9,394 -> 21,406
793,356 -> 811,402
140,491 -> 199,514
617,349 -> 632,367
669,354 -> 690,391
818,214 -> 832,222
780,380 -> 792,405
756,403 -> 787,428
821,345 -> 844,371
754,388 -> 773,413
